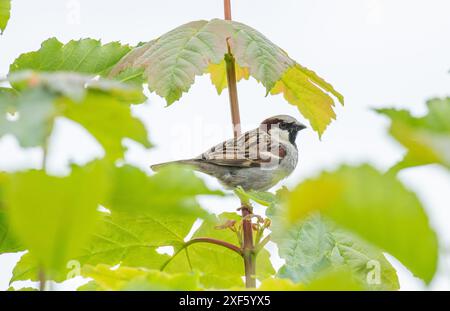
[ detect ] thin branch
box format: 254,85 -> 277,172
224,0 -> 232,20
38,268 -> 46,291
160,237 -> 242,271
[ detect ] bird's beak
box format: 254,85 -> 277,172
296,123 -> 307,131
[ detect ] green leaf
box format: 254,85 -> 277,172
377,98 -> 450,171
62,91 -> 150,160
106,164 -> 221,215
0,87 -> 56,147
285,165 -> 438,283
259,268 -> 365,291
82,264 -> 201,291
1,72 -> 150,159
272,214 -> 398,290
8,70 -> 146,103
0,0 -> 10,34
5,162 -> 109,278
110,19 -> 343,136
207,59 -> 249,95
165,213 -> 275,289
10,165 -> 217,283
110,20 -> 230,105
0,173 -> 23,254
10,38 -> 131,76
270,64 -> 343,137
234,187 -> 277,207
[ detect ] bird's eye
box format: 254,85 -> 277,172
279,122 -> 289,130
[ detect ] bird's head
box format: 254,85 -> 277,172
260,115 -> 307,145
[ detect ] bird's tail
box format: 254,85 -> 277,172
150,159 -> 198,172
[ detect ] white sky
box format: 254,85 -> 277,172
1,0 -> 450,290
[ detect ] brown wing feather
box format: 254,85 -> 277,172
198,128 -> 284,168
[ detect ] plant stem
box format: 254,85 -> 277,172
39,138 -> 50,291
224,0 -> 232,21
223,0 -> 256,288
38,268 -> 46,291
241,205 -> 256,287
160,237 -> 242,271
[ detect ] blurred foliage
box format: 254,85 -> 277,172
377,97 -> 450,172
259,268 -> 365,291
9,165 -> 222,283
0,0 -> 10,34
6,162 -> 109,278
269,211 -> 399,290
109,19 -> 343,137
0,71 -> 150,159
81,265 -> 201,291
285,165 -> 438,284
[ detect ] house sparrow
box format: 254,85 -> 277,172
151,115 -> 306,191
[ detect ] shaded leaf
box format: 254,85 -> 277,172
377,98 -> 450,171
286,165 -> 438,283
110,19 -> 343,136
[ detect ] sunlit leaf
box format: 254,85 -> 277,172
270,64 -> 343,136
207,59 -> 249,95
286,165 -> 438,283
0,0 -> 10,34
10,38 -> 131,76
377,98 -> 450,171
82,264 -> 201,291
5,162 -> 109,278
110,19 -> 343,136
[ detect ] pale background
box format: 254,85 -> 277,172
0,0 -> 449,290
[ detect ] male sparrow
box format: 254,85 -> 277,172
151,115 -> 306,191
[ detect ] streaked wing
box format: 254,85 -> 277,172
198,128 -> 285,168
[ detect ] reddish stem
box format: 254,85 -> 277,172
223,0 -> 256,288
160,237 -> 242,271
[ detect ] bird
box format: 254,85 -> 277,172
151,115 -> 306,191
